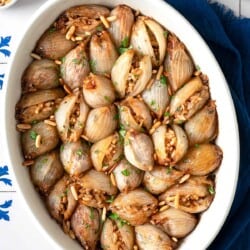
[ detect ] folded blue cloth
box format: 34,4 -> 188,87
165,0 -> 250,249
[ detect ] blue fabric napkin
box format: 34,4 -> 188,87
165,0 -> 250,249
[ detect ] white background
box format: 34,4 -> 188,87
0,0 -> 249,249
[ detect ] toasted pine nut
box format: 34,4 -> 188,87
30,53 -> 41,60
81,134 -> 90,141
110,173 -> 117,187
101,207 -> 107,222
70,185 -> 78,201
106,16 -> 117,22
63,84 -> 72,94
22,160 -> 34,166
44,119 -> 57,127
17,123 -> 31,130
66,25 -> 76,40
156,65 -> 163,80
159,200 -> 166,206
179,174 -> 190,184
75,36 -> 83,41
54,60 -> 62,65
149,121 -> 161,135
174,193 -> 180,208
100,15 -> 110,28
159,204 -> 169,212
172,237 -> 178,242
133,245 -> 138,250
146,78 -> 154,89
35,134 -> 42,148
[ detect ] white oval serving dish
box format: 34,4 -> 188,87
3,0 -> 239,249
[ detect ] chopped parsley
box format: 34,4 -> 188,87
96,25 -> 103,31
113,113 -> 119,120
120,37 -> 129,48
208,185 -> 215,195
195,64 -> 201,71
164,111 -> 170,117
106,195 -> 115,203
30,131 -> 38,140
104,95 -> 111,103
166,166 -> 173,174
150,100 -> 156,106
160,75 -> 167,85
90,207 -> 95,220
195,143 -> 200,148
121,169 -> 130,176
31,120 -> 38,125
76,149 -> 83,156
109,212 -> 128,227
61,56 -> 66,64
119,124 -> 126,138
163,30 -> 168,38
49,27 -> 56,34
118,37 -> 130,54
89,59 -> 96,72
60,145 -> 64,152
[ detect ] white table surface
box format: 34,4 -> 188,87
0,0 -> 249,249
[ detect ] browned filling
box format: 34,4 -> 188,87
69,102 -> 80,129
173,85 -> 209,123
163,128 -> 177,165
125,57 -> 142,94
146,26 -> 159,64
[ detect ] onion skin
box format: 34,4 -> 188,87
143,166 -> 184,195
119,97 -> 152,131
90,133 -> 123,172
159,176 -> 215,213
101,218 -> 135,250
60,43 -> 90,90
35,29 -> 75,60
111,188 -> 158,226
152,207 -> 198,238
47,175 -> 77,223
135,224 -> 174,250
22,59 -> 60,93
164,34 -> 194,92
89,30 -> 118,75
22,122 -> 59,159
108,5 -> 134,48
131,17 -> 166,66
30,150 -> 64,194
142,78 -> 170,119
60,140 -> 92,176
111,49 -> 134,98
124,130 -> 154,171
55,94 -> 89,143
113,159 -> 144,193
71,204 -> 100,250
83,73 -> 116,108
176,143 -> 223,176
184,101 -> 218,145
84,105 -> 118,143
16,88 -> 65,124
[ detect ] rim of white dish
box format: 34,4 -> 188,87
3,0 -> 239,249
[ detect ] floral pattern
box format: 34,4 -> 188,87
0,36 -> 11,57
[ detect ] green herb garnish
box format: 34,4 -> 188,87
109,212 -> 128,227
31,120 -> 38,125
164,112 -> 170,117
160,75 -> 167,85
163,30 -> 168,38
166,166 -> 173,174
96,25 -> 103,31
61,56 -> 66,64
195,143 -> 200,148
208,185 -> 215,195
104,95 -> 111,103
150,100 -> 156,106
113,113 -> 119,120
30,131 -> 38,140
49,27 -> 56,34
195,64 -> 201,71
60,145 -> 64,152
89,59 -> 96,72
121,169 -> 130,176
90,207 -> 95,220
106,195 -> 115,203
76,149 -> 83,156
120,37 -> 129,48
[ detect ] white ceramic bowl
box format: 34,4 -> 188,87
4,0 -> 239,249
